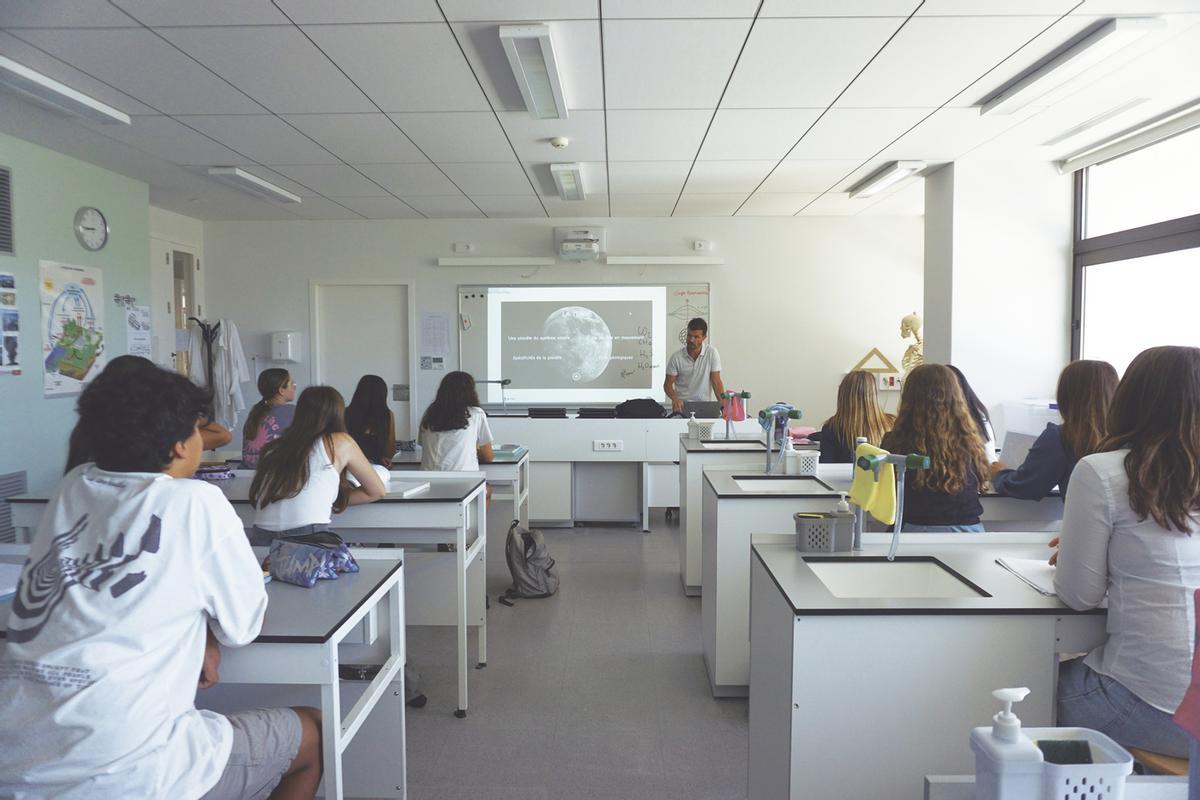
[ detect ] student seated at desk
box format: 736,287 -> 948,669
1054,345 -> 1200,760
241,368 -> 296,469
881,364 -> 989,532
818,370 -> 895,464
64,355 -> 232,472
419,372 -> 493,504
990,359 -> 1117,500
0,364 -> 323,799
346,374 -> 396,468
947,365 -> 999,464
250,385 -> 386,544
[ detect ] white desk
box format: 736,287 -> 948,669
0,545 -> 407,800
9,471 -> 487,718
390,448 -> 531,528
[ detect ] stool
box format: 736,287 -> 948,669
1128,746 -> 1188,776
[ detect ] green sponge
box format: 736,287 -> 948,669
1036,739 -> 1094,765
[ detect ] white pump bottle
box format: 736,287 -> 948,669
969,687 -> 1044,800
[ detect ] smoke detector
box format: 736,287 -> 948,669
550,136 -> 569,150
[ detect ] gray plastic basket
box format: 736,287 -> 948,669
794,511 -> 855,552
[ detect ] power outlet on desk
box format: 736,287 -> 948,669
593,439 -> 624,452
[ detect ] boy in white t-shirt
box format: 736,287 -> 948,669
0,366 -> 323,799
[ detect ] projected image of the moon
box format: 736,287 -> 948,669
542,306 -> 613,383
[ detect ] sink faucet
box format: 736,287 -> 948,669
852,451 -> 930,560
757,403 -> 801,474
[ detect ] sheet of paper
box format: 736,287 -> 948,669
126,304 -> 152,358
996,557 -> 1056,596
0,562 -> 22,599
420,312 -> 449,357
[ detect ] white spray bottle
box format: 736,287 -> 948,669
969,687 -> 1044,800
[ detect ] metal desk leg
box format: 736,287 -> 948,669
321,640 -> 345,799
641,462 -> 651,533
454,517 -> 469,718
475,490 -> 487,672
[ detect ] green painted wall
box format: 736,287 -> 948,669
0,130 -> 150,492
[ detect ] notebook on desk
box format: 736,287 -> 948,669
999,431 -> 1038,468
492,444 -> 528,461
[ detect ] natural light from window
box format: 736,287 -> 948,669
1084,126 -> 1200,238
1081,247 -> 1200,374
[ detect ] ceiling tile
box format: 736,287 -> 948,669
275,0 -> 443,23
602,19 -> 752,110
787,108 -> 931,160
836,16 -> 1061,108
440,162 -> 533,195
497,110 -> 607,162
270,164 -> 389,197
602,1 -> 762,17
326,196 -> 423,219
606,110 -> 711,161
796,193 -> 862,215
873,106 -> 1028,162
282,114 -> 426,163
472,195 -> 548,218
760,0 -> 920,16
450,20 -> 604,112
736,193 -> 820,215
302,23 -> 489,112
683,160 -> 776,194
758,160 -> 861,192
287,197 -> 366,220
355,163 -> 462,196
608,161 -> 692,194
673,194 -> 744,216
179,115 -> 339,164
157,26 -> 374,114
388,112 -> 515,162
610,195 -> 678,216
402,195 -> 485,218
917,0 -> 1080,12
85,115 -> 242,165
856,180 -> 925,215
0,30 -> 156,115
0,1 -> 138,27
722,18 -> 905,108
11,27 -> 264,114
1076,0 -> 1200,11
526,161 -> 608,197
542,195 -> 610,218
698,109 -> 823,160
439,1 -> 599,21
110,0 -> 290,25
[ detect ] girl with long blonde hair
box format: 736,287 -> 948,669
880,363 -> 990,532
819,370 -> 895,463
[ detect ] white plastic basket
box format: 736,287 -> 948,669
794,511 -> 855,552
792,449 -> 819,476
696,422 -> 714,439
1037,728 -> 1131,800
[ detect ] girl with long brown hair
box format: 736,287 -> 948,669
418,371 -> 494,472
991,359 -> 1118,500
250,385 -> 385,542
1055,346 -> 1200,759
880,363 -> 990,532
818,370 -> 895,463
241,368 -> 296,468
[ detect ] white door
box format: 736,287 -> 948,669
149,239 -> 173,368
314,283 -> 413,439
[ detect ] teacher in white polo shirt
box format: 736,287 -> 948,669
663,317 -> 726,413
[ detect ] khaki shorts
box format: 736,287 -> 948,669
202,708 -> 302,800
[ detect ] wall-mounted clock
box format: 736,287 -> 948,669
73,206 -> 108,251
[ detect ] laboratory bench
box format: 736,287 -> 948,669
748,536 -> 1106,800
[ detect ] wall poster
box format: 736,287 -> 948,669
0,271 -> 20,376
40,260 -> 105,397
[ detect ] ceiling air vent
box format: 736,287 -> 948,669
0,167 -> 12,256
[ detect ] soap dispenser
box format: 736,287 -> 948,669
687,412 -> 701,441
782,435 -> 796,474
969,687 -> 1044,800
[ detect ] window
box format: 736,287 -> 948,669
1073,127 -> 1200,368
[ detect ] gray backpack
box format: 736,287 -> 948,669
499,520 -> 559,605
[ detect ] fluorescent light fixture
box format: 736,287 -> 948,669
848,161 -> 926,199
1057,98 -> 1200,174
207,167 -> 302,204
499,24 -> 568,120
0,54 -> 130,125
550,162 -> 585,201
1040,97 -> 1148,148
979,17 -> 1162,116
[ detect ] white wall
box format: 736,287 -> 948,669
923,156 -> 1074,438
202,216 -> 924,443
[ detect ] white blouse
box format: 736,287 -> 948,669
1054,449 -> 1200,712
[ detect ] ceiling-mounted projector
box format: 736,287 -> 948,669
554,226 -> 606,262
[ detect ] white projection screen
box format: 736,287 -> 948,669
459,284 -> 710,404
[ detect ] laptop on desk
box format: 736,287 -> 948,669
682,400 -> 722,419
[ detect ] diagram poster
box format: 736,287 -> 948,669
0,271 -> 19,376
127,304 -> 152,359
40,260 -> 105,397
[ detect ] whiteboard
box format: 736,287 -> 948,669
458,283 -> 710,404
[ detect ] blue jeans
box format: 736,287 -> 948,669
901,523 -> 986,533
1057,657 -> 1189,758
1190,737 -> 1199,800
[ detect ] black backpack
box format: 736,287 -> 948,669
615,398 -> 666,419
499,520 -> 560,605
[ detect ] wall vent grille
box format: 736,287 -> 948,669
0,167 -> 12,256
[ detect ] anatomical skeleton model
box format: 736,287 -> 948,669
900,312 -> 924,377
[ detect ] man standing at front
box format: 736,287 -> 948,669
664,317 -> 725,413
